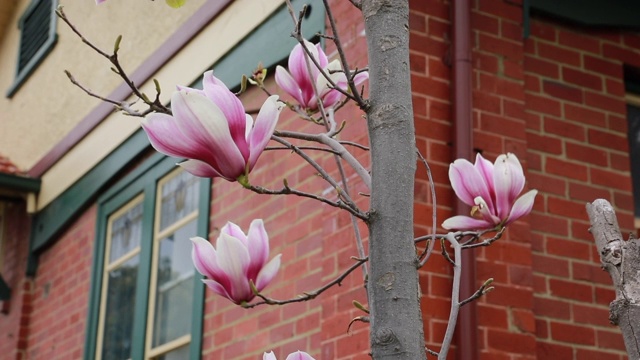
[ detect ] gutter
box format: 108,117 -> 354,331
0,172 -> 40,213
451,0 -> 478,359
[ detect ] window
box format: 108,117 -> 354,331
86,154 -> 210,360
6,0 -> 58,97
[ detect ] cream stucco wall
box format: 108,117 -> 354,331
0,0 -> 205,171
34,0 -> 285,209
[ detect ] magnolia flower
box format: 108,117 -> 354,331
191,219 -> 281,304
263,351 -> 315,360
442,153 -> 537,231
275,39 -> 368,110
141,71 -> 283,182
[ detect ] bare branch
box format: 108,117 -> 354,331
243,257 -> 368,308
417,148 -> 438,268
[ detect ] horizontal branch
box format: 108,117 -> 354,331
243,257 -> 368,308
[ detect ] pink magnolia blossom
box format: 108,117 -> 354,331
141,71 -> 283,182
95,0 -> 106,3
442,153 -> 537,231
275,39 -> 368,110
191,219 -> 281,304
263,351 -> 315,360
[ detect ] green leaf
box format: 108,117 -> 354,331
165,0 -> 186,8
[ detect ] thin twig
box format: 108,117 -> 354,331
276,130 -> 371,190
265,145 -> 340,155
322,0 -> 368,110
438,233 -> 462,360
459,278 -> 494,307
417,148 -> 438,268
243,257 -> 368,308
56,7 -> 170,115
339,140 -> 369,151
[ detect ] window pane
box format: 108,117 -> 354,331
101,256 -> 139,360
159,171 -> 200,231
155,345 -> 189,360
151,219 -> 197,348
109,202 -> 143,263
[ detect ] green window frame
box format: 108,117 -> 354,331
6,0 -> 58,98
84,153 -> 211,360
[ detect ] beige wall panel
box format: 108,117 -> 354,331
0,0 -> 205,170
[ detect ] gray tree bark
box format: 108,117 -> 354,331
586,199 -> 640,359
361,1 -> 426,359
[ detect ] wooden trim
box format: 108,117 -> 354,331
27,0 -> 232,177
0,172 -> 41,193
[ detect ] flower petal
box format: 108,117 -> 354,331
448,159 -> 493,209
221,221 -> 248,245
246,219 -> 269,276
263,352 -> 277,360
493,154 -> 524,219
216,233 -> 252,302
202,279 -> 234,302
255,254 -> 281,292
275,65 -> 307,106
141,113 -> 206,160
202,73 -> 249,160
442,215 -> 494,231
171,91 -> 246,179
179,159 -> 226,180
248,95 -> 282,168
285,351 -> 316,360
190,237 -> 221,278
504,189 -> 537,226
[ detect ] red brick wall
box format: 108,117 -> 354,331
25,205 -> 96,359
525,16 -> 638,360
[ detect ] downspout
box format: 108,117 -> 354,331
451,0 -> 478,359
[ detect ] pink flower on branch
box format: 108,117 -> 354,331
191,219 -> 281,305
442,153 -> 537,231
141,71 -> 283,182
263,351 -> 315,360
275,39 -> 368,110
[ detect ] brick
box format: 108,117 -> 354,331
543,80 -> 583,103
532,253 -> 570,277
528,172 -> 565,195
563,103 -> 607,128
584,91 -> 626,114
597,329 -> 626,351
572,303 -> 611,327
533,296 -> 570,319
537,42 -> 581,67
409,11 -> 427,34
558,29 -> 601,54
569,182 -> 610,202
546,236 -> 591,260
526,132 -> 562,154
528,21 -> 557,42
550,321 -> 596,345
526,93 -> 562,116
525,56 -> 559,78
530,212 -> 569,236
478,0 -> 523,22
487,330 -> 536,354
549,278 -> 593,303
590,167 -> 632,191
565,142 -> 609,167
603,43 -> 640,67
544,116 -> 586,141
575,349 -> 622,360
545,157 -> 588,182
584,55 -> 622,79
562,67 -> 603,91
479,33 -> 523,60
472,11 -> 499,35
536,341 -> 573,359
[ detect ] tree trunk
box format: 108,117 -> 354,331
586,199 -> 640,359
361,1 -> 426,359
